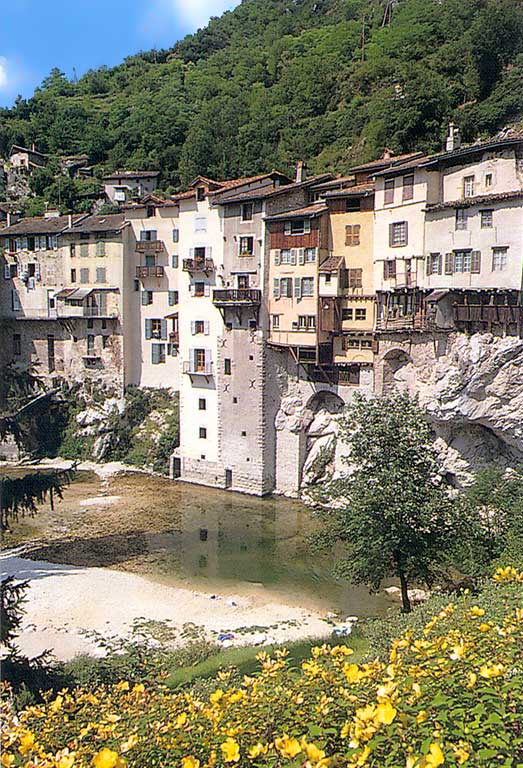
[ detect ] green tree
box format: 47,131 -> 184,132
314,392 -> 455,612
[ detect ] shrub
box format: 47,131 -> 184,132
2,569 -> 522,767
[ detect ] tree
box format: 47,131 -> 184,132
314,392 -> 455,612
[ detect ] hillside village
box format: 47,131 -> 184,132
1,123 -> 522,495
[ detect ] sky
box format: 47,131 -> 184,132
0,0 -> 239,107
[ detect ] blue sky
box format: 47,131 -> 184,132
0,0 -> 239,107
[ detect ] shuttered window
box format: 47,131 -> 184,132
151,344 -> 166,364
96,267 -> 106,283
168,290 -> 178,306
347,268 -> 363,289
384,179 -> 395,204
96,241 -> 106,257
426,253 -> 442,276
402,174 -> 414,201
80,268 -> 89,284
383,261 -> 396,280
301,277 -> 314,297
345,224 -> 360,246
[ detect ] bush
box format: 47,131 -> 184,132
2,568 -> 522,767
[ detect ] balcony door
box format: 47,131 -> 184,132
237,274 -> 250,289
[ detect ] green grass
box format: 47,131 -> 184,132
166,632 -> 369,689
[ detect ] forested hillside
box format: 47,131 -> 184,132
1,0 -> 523,190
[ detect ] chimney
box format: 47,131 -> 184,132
295,160 -> 307,183
68,213 -> 73,228
31,143 -> 36,152
446,122 -> 461,152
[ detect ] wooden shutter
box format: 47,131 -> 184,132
168,291 -> 175,306
204,284 -> 210,297
294,277 -> 301,299
145,319 -> 152,339
471,250 -> 481,273
437,254 -> 443,275
303,219 -> 311,234
151,344 -> 160,364
161,319 -> 167,340
204,321 -> 210,335
273,278 -> 280,299
298,248 -> 305,265
274,249 -> 281,266
172,254 -> 178,268
172,228 -> 179,243
403,222 -> 408,245
371,338 -> 379,354
206,246 -> 212,258
284,221 -> 291,235
189,284 -> 195,296
426,255 -> 432,276
141,291 -> 149,306
189,247 -> 195,259
388,224 -> 394,247
4,264 -> 11,279
444,253 -> 454,274
290,249 -> 297,265
191,321 -> 196,335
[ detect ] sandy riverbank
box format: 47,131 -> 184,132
1,550 -> 336,662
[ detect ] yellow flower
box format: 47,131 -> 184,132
115,681 -> 129,691
210,689 -> 224,705
467,672 -> 477,688
416,710 -> 428,724
424,743 -> 444,767
344,664 -> 364,683
406,757 -> 418,768
303,742 -> 325,762
220,738 -> 240,763
181,758 -> 200,768
92,749 -> 126,768
248,744 -> 267,759
449,644 -> 466,661
478,623 -> 490,632
55,751 -> 75,768
174,712 -> 188,729
1,754 -> 14,767
479,663 -> 504,679
275,735 -> 302,758
132,684 -> 145,694
120,735 -> 138,753
452,744 -> 470,765
353,746 -> 371,766
331,645 -> 354,657
412,682 -> 422,697
49,695 -> 63,712
493,566 -> 521,582
376,700 -> 397,725
19,732 -> 36,756
469,606 -> 485,617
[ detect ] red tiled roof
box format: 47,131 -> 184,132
66,214 -> 128,233
349,152 -> 424,173
0,214 -> 84,236
323,183 -> 375,199
426,189 -> 523,212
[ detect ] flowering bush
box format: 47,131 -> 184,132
2,569 -> 522,767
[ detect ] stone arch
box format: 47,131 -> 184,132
381,347 -> 412,394
300,389 -> 345,487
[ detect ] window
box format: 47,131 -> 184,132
305,248 -> 316,262
389,221 -> 408,246
80,243 -> 89,257
284,219 -> 311,235
427,252 -> 442,276
145,318 -> 166,340
71,269 -> 77,283
485,173 -> 493,188
86,334 -> 95,356
140,230 -> 157,241
241,431 -> 247,437
237,274 -> 250,289
193,246 -> 206,260
346,338 -> 360,349
70,243 -> 76,258
241,203 -> 253,221
168,290 -> 178,306
272,314 -> 280,329
199,398 -> 207,411
280,277 -> 292,298
345,224 -> 360,246
151,343 -> 166,364
224,358 -> 232,375
3,263 -> 17,279
402,174 -> 414,201
342,308 -> 353,321
239,236 -> 254,256
463,175 -> 475,197
325,274 -> 331,283
80,268 -> 89,284
172,228 -> 180,243
102,335 -> 109,349
194,282 -> 205,297
47,335 -> 55,372
101,319 -> 107,330
141,290 -> 153,305
355,308 -> 366,321
96,267 -> 106,283
194,349 -> 207,372
197,187 -> 205,201
171,254 -> 179,268
301,277 -> 314,297
298,315 -> 316,330
280,249 -> 292,264
195,215 -> 207,233
13,333 -> 21,356
455,209 -> 467,231
480,210 -> 493,228
454,250 -> 472,273
199,427 -> 207,439
87,318 -> 94,329
348,268 -> 363,289
384,260 -> 397,279
492,247 -> 508,271
384,179 -> 395,205
345,198 -> 360,212
134,279 -> 140,292
96,241 -> 106,257
193,320 -> 205,334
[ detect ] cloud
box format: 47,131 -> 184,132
0,57 -> 10,90
144,0 -> 239,39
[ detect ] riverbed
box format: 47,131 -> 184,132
2,468 -> 391,660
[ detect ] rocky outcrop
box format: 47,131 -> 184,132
380,332 -> 523,483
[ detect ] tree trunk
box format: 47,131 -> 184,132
398,567 -> 411,613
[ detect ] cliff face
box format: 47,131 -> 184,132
387,333 -> 523,483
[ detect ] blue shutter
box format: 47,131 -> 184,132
172,228 -> 179,243
168,291 -> 175,306
141,291 -> 149,306
145,319 -> 152,339
171,254 -> 178,268
151,344 -> 160,364
161,319 -> 167,340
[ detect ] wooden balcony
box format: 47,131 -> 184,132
213,289 -> 261,305
182,258 -> 214,273
136,265 -> 165,279
454,304 -> 522,325
136,240 -> 164,253
375,314 -> 427,332
182,360 -> 213,375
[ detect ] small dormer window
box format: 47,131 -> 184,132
197,187 -> 205,202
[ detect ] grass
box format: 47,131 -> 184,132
166,631 -> 369,689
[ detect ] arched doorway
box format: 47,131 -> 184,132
381,348 -> 412,394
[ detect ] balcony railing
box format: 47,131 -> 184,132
375,314 -> 427,332
454,304 -> 522,325
169,331 -> 179,345
136,240 -> 164,253
183,258 -> 214,273
183,360 -> 213,375
136,265 -> 165,279
213,289 -> 261,305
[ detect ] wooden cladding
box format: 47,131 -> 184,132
269,220 -> 320,250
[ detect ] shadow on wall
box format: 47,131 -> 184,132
300,391 -> 345,487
